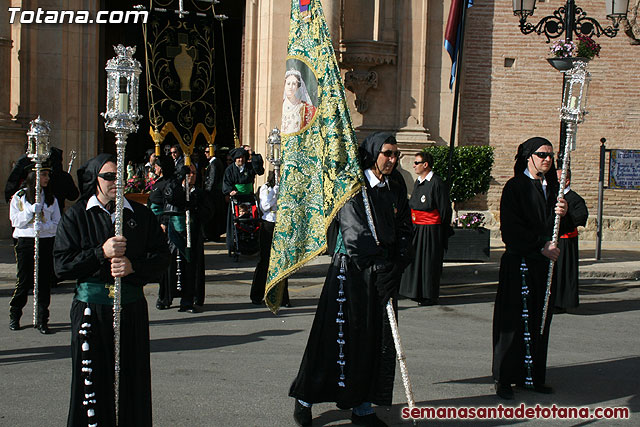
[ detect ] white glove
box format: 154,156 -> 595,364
31,203 -> 43,214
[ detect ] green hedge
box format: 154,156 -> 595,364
422,145 -> 494,204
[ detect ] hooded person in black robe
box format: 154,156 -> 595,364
289,132 -> 412,427
160,164 -> 210,311
223,147 -> 262,254
492,137 -> 569,400
399,151 -> 452,305
554,169 -> 588,311
54,154 -> 169,427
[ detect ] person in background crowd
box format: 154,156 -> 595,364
54,154 -> 169,426
250,170 -> 290,307
203,145 -> 227,242
170,144 -> 185,169
289,132 -> 412,427
48,147 -> 80,213
399,151 -> 451,306
160,164 -> 209,311
554,169 -> 588,313
492,137 -> 569,400
223,147 -> 263,253
6,147 -> 79,215
9,162 -> 60,333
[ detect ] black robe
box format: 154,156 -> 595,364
203,157 -> 227,241
54,198 -> 169,427
492,173 -> 570,387
161,178 -> 209,308
290,173 -> 412,408
555,189 -> 588,309
399,173 -> 451,301
223,162 -> 261,252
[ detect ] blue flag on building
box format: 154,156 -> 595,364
444,0 -> 473,90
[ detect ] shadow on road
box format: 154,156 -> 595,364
150,329 -> 303,353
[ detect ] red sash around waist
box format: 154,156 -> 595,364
411,209 -> 441,225
560,228 -> 578,239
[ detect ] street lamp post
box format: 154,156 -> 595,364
512,0 -> 629,161
513,0 -> 629,42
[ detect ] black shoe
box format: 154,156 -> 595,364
37,324 -> 51,335
283,301 -> 292,308
495,382 -> 514,400
534,384 -> 554,394
350,412 -> 388,427
250,300 -> 262,306
156,302 -> 170,310
186,306 -> 200,314
178,306 -> 190,312
9,318 -> 20,331
293,400 -> 312,426
418,298 -> 438,306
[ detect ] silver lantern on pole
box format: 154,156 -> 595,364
266,127 -> 282,185
541,59 -> 590,335
101,44 -> 142,425
26,116 -> 51,328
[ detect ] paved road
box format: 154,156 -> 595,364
0,242 -> 638,426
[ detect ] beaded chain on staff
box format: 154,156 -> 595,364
336,255 -> 347,388
520,259 -> 535,389
79,307 -> 98,427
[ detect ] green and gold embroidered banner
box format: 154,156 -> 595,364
265,0 -> 363,313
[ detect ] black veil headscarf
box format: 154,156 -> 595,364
358,131 -> 397,171
77,154 -> 116,200
513,137 -> 559,185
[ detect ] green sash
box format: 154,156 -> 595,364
75,279 -> 144,305
149,202 -> 163,217
235,183 -> 254,195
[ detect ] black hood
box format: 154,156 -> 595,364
77,153 -> 116,200
513,137 -> 558,185
230,147 -> 247,160
358,132 -> 397,171
513,137 -> 554,175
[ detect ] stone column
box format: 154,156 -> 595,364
0,6 -> 14,122
394,0 -> 432,145
321,0 -> 341,50
241,0 -> 290,187
0,2 -> 28,239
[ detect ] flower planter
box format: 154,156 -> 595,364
125,192 -> 150,205
547,56 -> 590,72
444,227 -> 490,262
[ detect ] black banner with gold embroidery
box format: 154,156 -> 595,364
143,1 -> 216,158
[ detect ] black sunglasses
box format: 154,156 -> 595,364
98,172 -> 117,181
380,150 -> 401,158
532,151 -> 554,160
413,161 -> 426,165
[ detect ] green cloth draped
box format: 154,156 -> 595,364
265,0 -> 363,313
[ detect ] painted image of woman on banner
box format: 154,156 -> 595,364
281,68 -> 317,134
